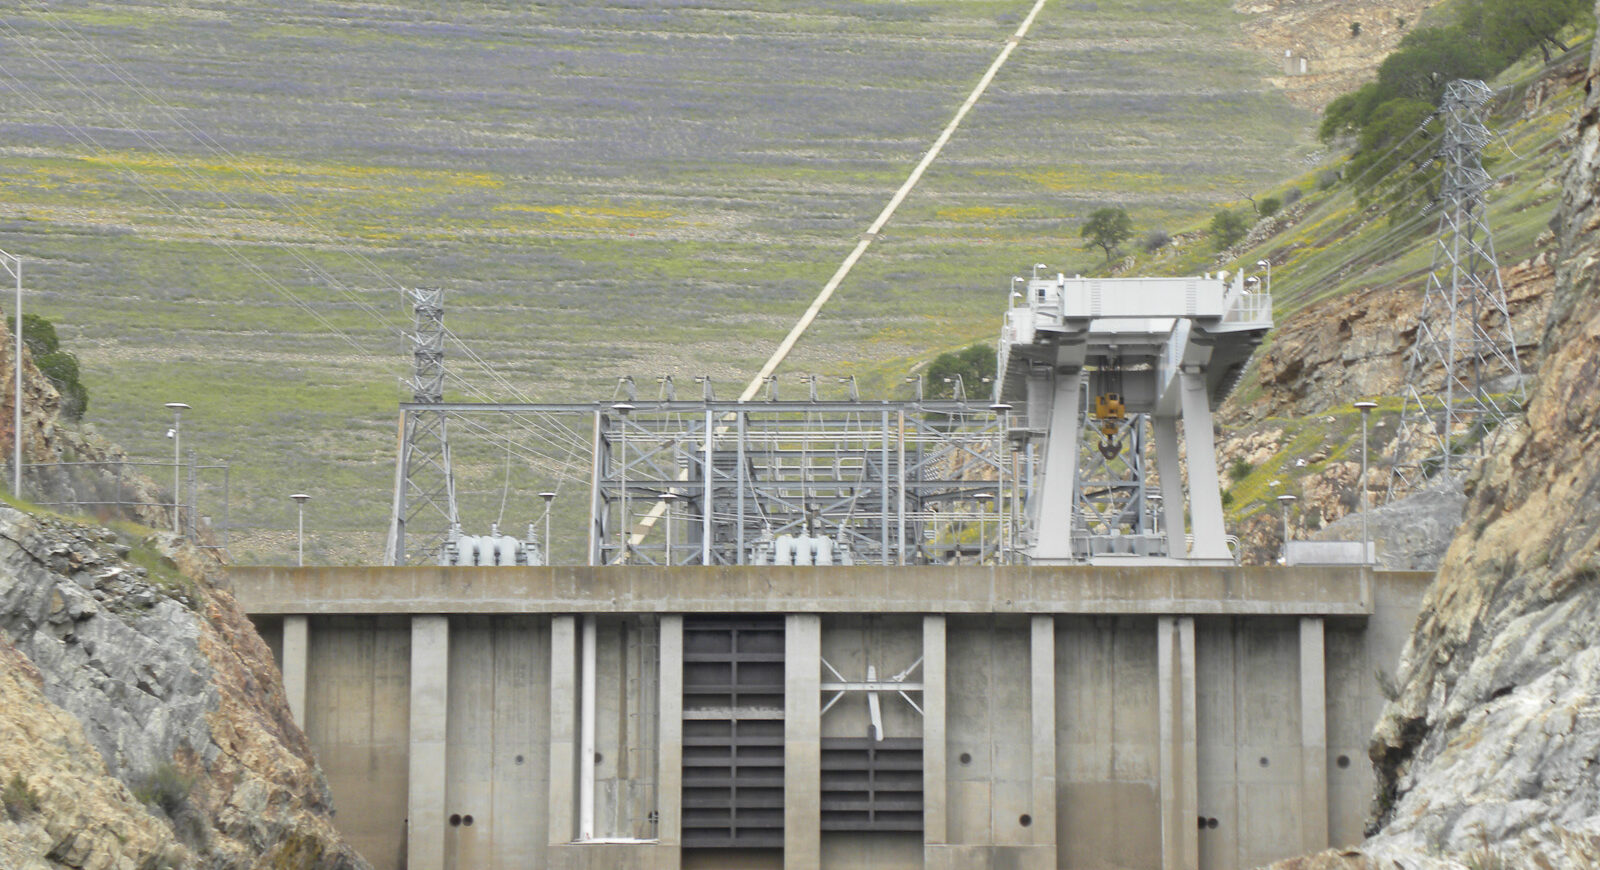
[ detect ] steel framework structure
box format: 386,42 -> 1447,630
387,400 -> 1012,567
384,288 -> 459,566
1390,79 -> 1525,496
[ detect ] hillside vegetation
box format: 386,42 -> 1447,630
1090,25 -> 1592,558
0,0 -> 1315,563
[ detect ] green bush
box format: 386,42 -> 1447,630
1228,458 -> 1254,482
1141,229 -> 1171,252
134,762 -> 194,817
3,772 -> 40,820
7,312 -> 89,421
1209,209 -> 1248,251
1258,196 -> 1282,218
923,343 -> 996,399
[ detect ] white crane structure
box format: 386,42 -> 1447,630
999,271 -> 1272,564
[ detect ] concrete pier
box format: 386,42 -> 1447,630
409,615 -> 449,870
281,614 -> 308,728
241,565 -> 1428,870
785,615 -> 822,869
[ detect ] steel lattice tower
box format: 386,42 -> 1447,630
384,288 -> 458,565
1389,80 -> 1524,498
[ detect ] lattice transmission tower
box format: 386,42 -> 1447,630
383,288 -> 459,565
1389,79 -> 1524,497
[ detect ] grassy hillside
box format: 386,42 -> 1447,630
1100,39 -> 1592,541
0,0 -> 1315,563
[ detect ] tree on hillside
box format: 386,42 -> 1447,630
1209,209 -> 1248,251
1080,207 -> 1133,263
1460,0 -> 1587,61
7,313 -> 89,421
1349,97 -> 1440,207
1377,26 -> 1504,103
924,343 -> 996,399
1321,0 -> 1590,149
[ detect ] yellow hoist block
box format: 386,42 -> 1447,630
1093,393 -> 1126,436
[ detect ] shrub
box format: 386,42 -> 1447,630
3,772 -> 40,820
1228,458 -> 1253,482
135,762 -> 194,817
1209,209 -> 1248,251
1283,187 -> 1303,206
1141,229 -> 1171,252
1317,170 -> 1341,191
1258,196 -> 1282,218
923,343 -> 996,399
6,313 -> 89,421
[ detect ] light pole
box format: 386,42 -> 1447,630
613,402 -> 634,563
1277,494 -> 1297,564
1256,259 -> 1271,295
539,491 -> 556,565
1354,401 -> 1378,564
290,493 -> 311,566
1148,491 -> 1163,537
165,402 -> 191,534
1,249 -> 20,497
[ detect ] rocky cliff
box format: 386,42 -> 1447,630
1236,0 -> 1447,110
0,509 -> 367,869
0,319 -> 363,866
1276,11 -> 1600,867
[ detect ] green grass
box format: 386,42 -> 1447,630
0,0 -> 1327,562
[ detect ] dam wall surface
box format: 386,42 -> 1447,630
236,566 -> 1428,870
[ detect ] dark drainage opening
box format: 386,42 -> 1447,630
463,815 -> 474,827
1337,755 -> 1351,769
1258,757 -> 1269,767
959,752 -> 972,765
1019,814 -> 1032,828
449,814 -> 461,827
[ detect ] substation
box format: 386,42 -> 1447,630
237,271 -> 1428,870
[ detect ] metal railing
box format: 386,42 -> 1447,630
16,456 -> 231,558
1223,291 -> 1273,324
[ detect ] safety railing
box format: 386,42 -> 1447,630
1222,291 -> 1272,324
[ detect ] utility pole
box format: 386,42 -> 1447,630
1,250 -> 20,497
165,402 -> 190,534
1390,80 -> 1524,499
290,493 -> 311,566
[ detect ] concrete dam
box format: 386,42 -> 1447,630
239,564 -> 1425,870
236,271 -> 1426,868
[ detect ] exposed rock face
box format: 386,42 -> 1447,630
0,508 -> 366,866
1368,24 -> 1600,860
0,639 -> 187,870
1229,252 -> 1554,425
1313,486 -> 1465,570
1269,14 -> 1600,867
1235,0 -> 1446,110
